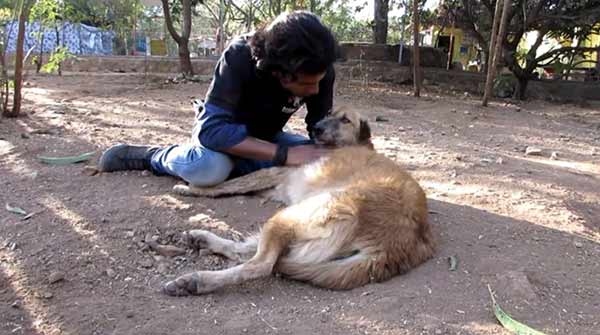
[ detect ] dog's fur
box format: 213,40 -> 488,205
162,109 -> 435,295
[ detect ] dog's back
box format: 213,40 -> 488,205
275,146 -> 435,289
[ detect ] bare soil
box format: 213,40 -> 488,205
1,72 -> 599,335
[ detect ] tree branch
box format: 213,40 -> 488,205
536,46 -> 600,64
181,0 -> 192,40
160,0 -> 182,44
201,2 -> 220,22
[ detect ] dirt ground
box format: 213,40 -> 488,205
1,72 -> 599,335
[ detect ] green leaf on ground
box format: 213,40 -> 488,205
448,255 -> 458,271
6,203 -> 27,216
38,151 -> 95,165
487,284 -> 546,335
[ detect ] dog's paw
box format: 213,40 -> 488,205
161,272 -> 204,296
184,230 -> 214,250
172,184 -> 195,196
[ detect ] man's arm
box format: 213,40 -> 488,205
305,66 -> 335,137
223,138 -> 330,166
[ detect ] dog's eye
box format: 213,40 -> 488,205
341,116 -> 351,124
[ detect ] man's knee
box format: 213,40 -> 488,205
177,152 -> 233,187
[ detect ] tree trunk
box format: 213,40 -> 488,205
5,1 -> 29,117
482,0 -> 504,106
55,24 -> 62,76
161,0 -> 194,76
514,76 -> 528,100
412,0 -> 421,97
373,0 -> 389,44
178,42 -> 194,76
36,25 -> 44,73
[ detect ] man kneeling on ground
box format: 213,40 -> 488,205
98,11 -> 339,186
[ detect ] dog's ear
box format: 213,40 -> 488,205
358,119 -> 372,143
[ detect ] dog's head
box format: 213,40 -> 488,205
311,108 -> 372,148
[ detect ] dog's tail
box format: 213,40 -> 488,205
276,236 -> 435,290
277,247 -> 383,290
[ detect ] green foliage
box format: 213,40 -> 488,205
41,46 -> 72,74
320,1 -> 372,42
29,0 -> 58,23
448,0 -> 600,98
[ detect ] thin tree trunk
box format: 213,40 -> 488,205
160,0 -> 194,76
6,1 -> 29,117
515,76 -> 528,100
178,42 -> 193,75
373,0 -> 389,44
446,18 -> 455,70
412,0 -> 421,97
36,24 -> 44,73
482,0 -> 504,106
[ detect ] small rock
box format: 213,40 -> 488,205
48,271 -> 65,284
125,230 -> 135,238
11,300 -> 21,308
82,166 -> 99,176
550,152 -> 559,160
141,170 -> 151,177
42,292 -> 53,299
126,311 -> 135,318
106,268 -> 116,278
375,116 -> 389,122
496,157 -> 504,164
495,270 -> 537,301
525,147 -> 543,156
574,242 -> 583,248
189,213 -> 212,223
450,109 -> 457,113
157,262 -> 169,274
435,330 -> 443,335
140,259 -> 153,268
398,127 -> 405,132
20,133 -> 30,139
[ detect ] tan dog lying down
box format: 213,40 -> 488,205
163,109 -> 435,295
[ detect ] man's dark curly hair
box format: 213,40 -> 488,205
250,11 -> 339,78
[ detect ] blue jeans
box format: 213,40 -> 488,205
150,127 -> 311,186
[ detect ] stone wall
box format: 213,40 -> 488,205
339,43 -> 448,68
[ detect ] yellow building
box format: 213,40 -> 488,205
579,26 -> 600,69
423,26 -> 480,71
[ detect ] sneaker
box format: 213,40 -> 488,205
98,144 -> 159,172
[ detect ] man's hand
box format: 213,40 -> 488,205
286,145 -> 332,166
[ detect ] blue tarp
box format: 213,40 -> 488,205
5,21 -> 115,55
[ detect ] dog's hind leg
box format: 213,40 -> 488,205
185,230 -> 258,262
162,218 -> 292,296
